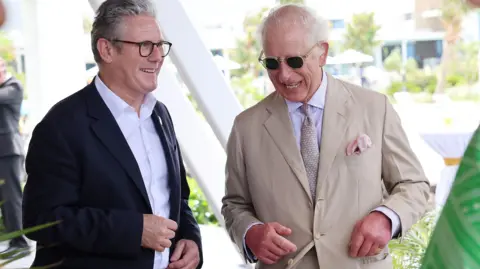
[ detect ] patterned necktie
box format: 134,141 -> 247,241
300,104 -> 319,201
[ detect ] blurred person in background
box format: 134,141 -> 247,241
0,57 -> 29,254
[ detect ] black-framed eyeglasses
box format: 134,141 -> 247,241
258,43 -> 319,70
113,39 -> 172,57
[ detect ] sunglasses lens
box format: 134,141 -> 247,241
264,59 -> 280,70
286,57 -> 304,69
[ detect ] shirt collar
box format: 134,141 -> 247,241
285,70 -> 327,113
94,75 -> 157,119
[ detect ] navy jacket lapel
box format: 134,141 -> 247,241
85,84 -> 152,211
151,106 -> 180,222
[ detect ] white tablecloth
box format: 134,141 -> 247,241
393,100 -> 479,208
403,124 -> 445,186
421,130 -> 473,159
420,129 -> 475,207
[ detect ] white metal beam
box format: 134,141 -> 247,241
22,0 -> 86,128
87,0 -> 103,11
154,0 -> 243,149
154,64 -> 228,227
149,1 -> 244,225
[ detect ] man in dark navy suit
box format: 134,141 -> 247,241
0,57 -> 29,254
22,1 -> 202,268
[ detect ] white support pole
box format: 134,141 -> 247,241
401,39 -> 408,66
154,64 -> 227,227
154,0 -> 243,149
87,0 -> 104,11
22,0 -> 86,128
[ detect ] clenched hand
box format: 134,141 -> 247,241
348,212 -> 392,257
168,239 -> 200,269
142,214 -> 178,252
245,222 -> 297,265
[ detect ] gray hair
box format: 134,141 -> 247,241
91,0 -> 157,63
257,4 -> 329,50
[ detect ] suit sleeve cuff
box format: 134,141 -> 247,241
373,206 -> 401,238
243,222 -> 263,262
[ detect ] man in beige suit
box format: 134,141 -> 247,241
221,4 -> 430,269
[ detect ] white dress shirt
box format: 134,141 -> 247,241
95,76 -> 171,269
244,71 -> 400,261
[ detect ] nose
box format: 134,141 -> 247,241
277,61 -> 294,83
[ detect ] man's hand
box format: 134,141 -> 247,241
348,212 -> 392,257
167,239 -> 200,269
245,222 -> 297,265
141,214 -> 178,252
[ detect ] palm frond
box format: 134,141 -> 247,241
389,209 -> 440,269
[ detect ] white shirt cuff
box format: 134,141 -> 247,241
373,206 -> 401,238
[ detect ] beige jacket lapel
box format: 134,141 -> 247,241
263,93 -> 312,204
262,74 -> 354,203
316,74 -> 354,192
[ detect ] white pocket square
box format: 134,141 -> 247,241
346,134 -> 372,156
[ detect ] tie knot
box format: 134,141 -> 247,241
301,103 -> 311,116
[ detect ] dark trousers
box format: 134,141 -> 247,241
0,155 -> 27,246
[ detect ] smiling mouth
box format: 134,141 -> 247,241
286,82 -> 300,89
140,68 -> 156,73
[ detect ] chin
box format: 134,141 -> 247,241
141,82 -> 158,93
280,88 -> 308,102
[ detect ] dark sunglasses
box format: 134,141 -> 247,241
258,44 -> 319,70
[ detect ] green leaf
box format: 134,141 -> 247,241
0,220 -> 61,242
389,210 -> 439,269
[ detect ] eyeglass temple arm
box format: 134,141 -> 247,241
258,50 -> 265,62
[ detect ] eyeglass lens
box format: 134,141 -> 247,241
140,41 -> 171,57
263,57 -> 304,70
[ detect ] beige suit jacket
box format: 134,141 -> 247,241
221,73 -> 430,269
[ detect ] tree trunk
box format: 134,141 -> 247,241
434,42 -> 453,94
0,0 -> 5,27
434,18 -> 461,94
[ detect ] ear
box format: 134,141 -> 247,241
318,42 -> 329,67
97,38 -> 116,64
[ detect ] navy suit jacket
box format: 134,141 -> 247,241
0,76 -> 24,158
22,82 -> 203,269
